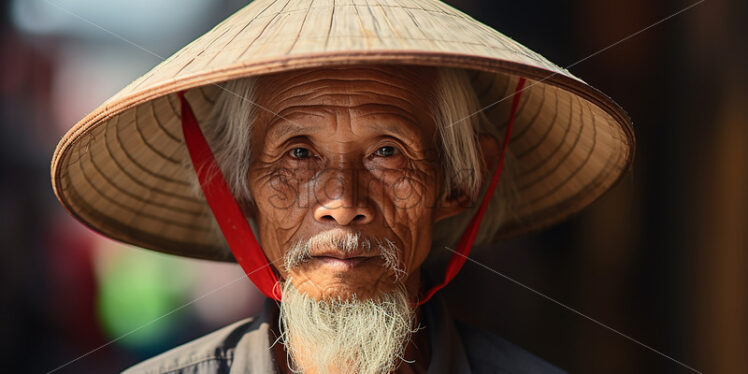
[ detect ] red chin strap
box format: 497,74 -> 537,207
179,92 -> 281,300
418,78 -> 526,305
178,77 -> 525,304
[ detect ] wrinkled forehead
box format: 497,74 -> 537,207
253,65 -> 437,125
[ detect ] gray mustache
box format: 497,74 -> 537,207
283,230 -> 405,281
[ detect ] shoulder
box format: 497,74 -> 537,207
122,317 -> 259,374
455,321 -> 566,374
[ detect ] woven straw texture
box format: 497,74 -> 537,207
51,0 -> 634,261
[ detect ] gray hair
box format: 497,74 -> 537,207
198,67 -> 517,254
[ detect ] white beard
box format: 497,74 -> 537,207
278,280 -> 416,374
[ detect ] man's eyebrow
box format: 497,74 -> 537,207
265,107 -> 426,140
267,122 -> 309,139
359,112 -> 423,139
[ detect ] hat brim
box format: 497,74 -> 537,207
51,0 -> 634,261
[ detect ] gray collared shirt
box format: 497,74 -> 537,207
123,295 -> 564,373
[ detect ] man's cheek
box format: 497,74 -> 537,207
390,177 -> 425,210
257,176 -> 309,230
384,171 -> 439,215
266,174 -> 298,210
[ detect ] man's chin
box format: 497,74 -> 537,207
287,270 -> 399,301
292,282 -> 390,302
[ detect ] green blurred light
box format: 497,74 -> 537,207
96,248 -> 192,349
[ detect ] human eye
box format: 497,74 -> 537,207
289,147 -> 312,160
373,146 -> 398,157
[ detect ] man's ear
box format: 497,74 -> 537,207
433,192 -> 470,223
477,133 -> 501,173
433,134 -> 500,223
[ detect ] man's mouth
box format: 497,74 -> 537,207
310,251 -> 375,270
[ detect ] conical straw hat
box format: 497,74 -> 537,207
51,0 -> 634,262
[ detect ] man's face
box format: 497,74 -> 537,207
246,66 -> 460,301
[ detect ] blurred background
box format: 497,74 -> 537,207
1,0 -> 745,372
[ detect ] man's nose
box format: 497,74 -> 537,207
312,168 -> 374,226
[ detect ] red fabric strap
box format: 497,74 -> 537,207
178,77 -> 525,305
178,92 -> 281,300
418,77 -> 526,306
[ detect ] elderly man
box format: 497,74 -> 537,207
51,0 -> 634,373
